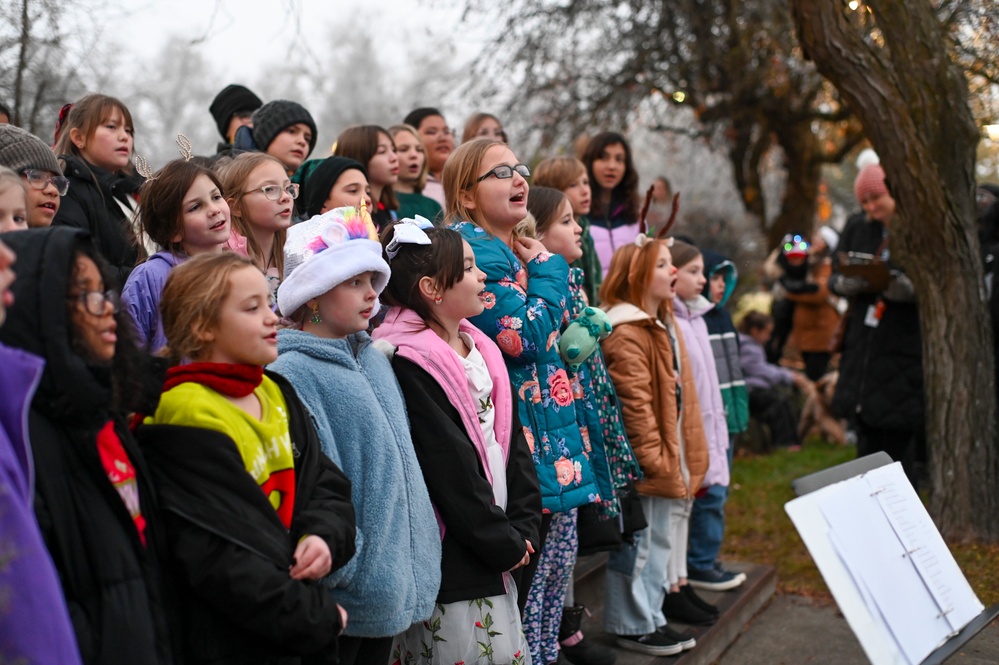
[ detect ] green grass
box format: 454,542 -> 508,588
722,440 -> 999,606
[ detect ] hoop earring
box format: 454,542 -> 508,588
310,304 -> 321,324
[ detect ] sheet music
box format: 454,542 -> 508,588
862,464 -> 984,631
820,478 -> 953,664
786,462 -> 984,665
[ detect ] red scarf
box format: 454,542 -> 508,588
164,363 -> 264,397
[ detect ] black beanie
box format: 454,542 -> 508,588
402,107 -> 443,131
251,100 -> 318,157
209,84 -> 263,140
302,157 -> 368,218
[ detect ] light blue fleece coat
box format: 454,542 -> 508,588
268,329 -> 441,638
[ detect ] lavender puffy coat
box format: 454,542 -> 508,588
673,295 -> 730,488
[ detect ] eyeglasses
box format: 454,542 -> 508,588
476,163 -> 531,183
69,289 -> 120,316
247,183 -> 300,201
21,169 -> 70,196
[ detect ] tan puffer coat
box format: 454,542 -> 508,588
601,303 -> 709,499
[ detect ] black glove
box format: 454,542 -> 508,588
883,270 -> 916,302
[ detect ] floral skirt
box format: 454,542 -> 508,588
391,573 -> 531,665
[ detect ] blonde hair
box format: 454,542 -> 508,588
442,138 -> 506,232
512,212 -> 537,243
218,152 -> 287,277
53,94 -> 134,169
160,253 -> 257,362
534,157 -> 586,192
389,124 -> 428,191
461,112 -> 504,143
0,166 -> 25,199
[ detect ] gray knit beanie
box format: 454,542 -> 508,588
0,125 -> 63,175
251,100 -> 318,157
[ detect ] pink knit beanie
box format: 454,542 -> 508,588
854,163 -> 889,202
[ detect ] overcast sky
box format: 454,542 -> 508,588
113,0 -> 467,82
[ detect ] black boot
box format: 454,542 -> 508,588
681,583 -> 719,617
662,589 -> 717,626
558,605 -> 617,665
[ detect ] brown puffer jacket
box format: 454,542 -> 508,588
786,260 -> 843,353
602,303 -> 709,499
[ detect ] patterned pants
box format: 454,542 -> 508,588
523,509 -> 578,664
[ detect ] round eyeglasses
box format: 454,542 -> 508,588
69,290 -> 121,316
21,169 -> 70,196
248,183 -> 300,201
476,163 -> 531,183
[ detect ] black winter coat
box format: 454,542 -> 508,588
54,155 -> 143,286
829,213 -> 924,429
0,227 -> 174,665
137,370 -> 356,665
392,356 -> 542,604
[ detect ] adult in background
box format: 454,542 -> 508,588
403,107 -> 454,208
976,185 -> 999,410
829,161 -> 925,487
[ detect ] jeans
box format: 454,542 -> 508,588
688,435 -> 734,572
603,495 -> 672,635
687,484 -> 728,572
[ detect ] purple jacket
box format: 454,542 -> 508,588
122,251 -> 185,353
0,343 -> 82,664
591,222 -> 639,279
738,333 -> 795,390
673,296 -> 730,487
373,307 -> 514,486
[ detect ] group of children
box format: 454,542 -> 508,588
0,88 -> 772,665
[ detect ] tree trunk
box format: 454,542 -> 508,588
791,0 -> 999,541
13,0 -> 31,126
728,111 -> 770,226
769,120 -> 823,247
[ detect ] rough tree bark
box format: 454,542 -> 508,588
791,0 -> 999,541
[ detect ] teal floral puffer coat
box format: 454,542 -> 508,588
452,221 -> 601,513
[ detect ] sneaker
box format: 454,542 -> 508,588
658,624 -> 697,650
681,583 -> 719,616
687,565 -> 747,591
615,632 -> 684,657
662,589 -> 717,626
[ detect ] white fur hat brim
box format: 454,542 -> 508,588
277,239 -> 390,316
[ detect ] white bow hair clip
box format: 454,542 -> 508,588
385,216 -> 434,260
